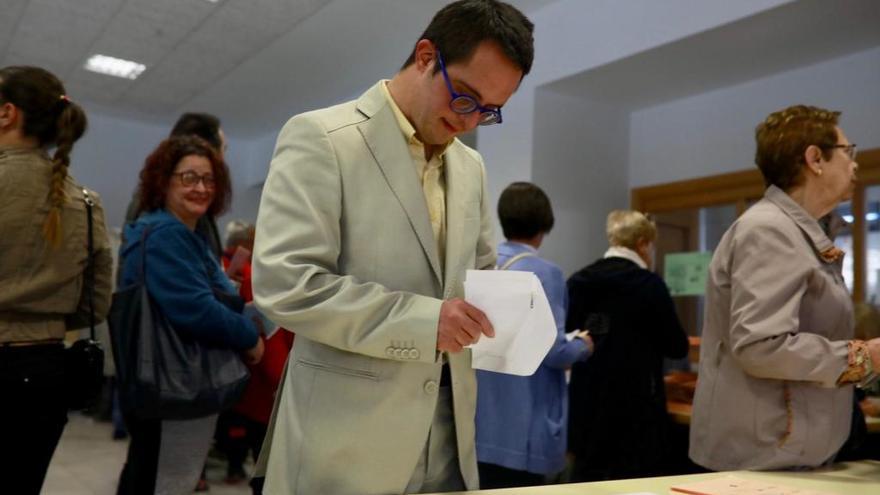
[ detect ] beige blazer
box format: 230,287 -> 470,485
690,185 -> 853,471
252,81 -> 495,494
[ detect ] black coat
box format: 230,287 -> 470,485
566,256 -> 688,481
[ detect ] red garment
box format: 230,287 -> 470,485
234,329 -> 294,424
222,248 -> 293,424
221,248 -> 253,302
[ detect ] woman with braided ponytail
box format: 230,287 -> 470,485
0,66 -> 112,493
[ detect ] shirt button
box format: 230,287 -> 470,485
424,380 -> 438,394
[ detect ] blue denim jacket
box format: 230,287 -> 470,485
475,241 -> 590,474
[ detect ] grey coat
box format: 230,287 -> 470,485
690,185 -> 853,471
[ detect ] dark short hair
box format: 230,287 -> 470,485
402,0 -> 534,76
170,112 -> 223,150
137,136 -> 231,217
498,182 -> 554,239
755,105 -> 840,190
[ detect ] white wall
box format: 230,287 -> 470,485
531,89 -> 630,275
477,0 -> 790,273
68,1 -> 879,274
70,112 -> 167,230
629,45 -> 880,188
478,0 -> 789,196
70,109 -> 266,237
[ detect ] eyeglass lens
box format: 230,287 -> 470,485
180,171 -> 215,187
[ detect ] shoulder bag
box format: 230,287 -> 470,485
65,188 -> 106,410
108,225 -> 250,420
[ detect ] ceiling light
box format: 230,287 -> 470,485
83,54 -> 146,80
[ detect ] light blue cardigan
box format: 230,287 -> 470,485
475,241 -> 591,475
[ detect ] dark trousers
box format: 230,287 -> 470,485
217,411 -> 268,474
116,415 -> 161,495
0,344 -> 68,495
477,462 -> 544,489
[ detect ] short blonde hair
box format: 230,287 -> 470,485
606,210 -> 656,249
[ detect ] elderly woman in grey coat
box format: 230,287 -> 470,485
690,105 -> 880,471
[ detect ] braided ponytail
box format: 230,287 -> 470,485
0,66 -> 87,248
43,97 -> 87,247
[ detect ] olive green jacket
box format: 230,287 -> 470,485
0,147 -> 112,343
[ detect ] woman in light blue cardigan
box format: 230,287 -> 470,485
475,183 -> 592,488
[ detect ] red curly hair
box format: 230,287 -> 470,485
136,136 -> 231,217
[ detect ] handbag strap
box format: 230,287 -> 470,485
496,251 -> 536,271
137,224 -> 152,284
82,188 -> 96,341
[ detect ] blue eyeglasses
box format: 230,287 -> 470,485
436,51 -> 503,126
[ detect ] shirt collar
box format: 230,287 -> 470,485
764,185 -> 840,262
604,246 -> 647,269
381,80 -> 452,157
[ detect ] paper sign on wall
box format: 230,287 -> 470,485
664,251 -> 712,296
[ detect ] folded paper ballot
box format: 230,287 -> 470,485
463,269 -> 556,376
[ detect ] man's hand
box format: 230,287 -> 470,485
574,329 -> 594,355
437,298 -> 494,353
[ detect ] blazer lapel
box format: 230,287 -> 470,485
356,85 -> 443,286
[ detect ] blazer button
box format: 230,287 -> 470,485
393,349 -> 403,359
385,347 -> 395,357
424,380 -> 438,394
408,349 -> 420,360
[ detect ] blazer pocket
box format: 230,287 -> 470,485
296,358 -> 379,381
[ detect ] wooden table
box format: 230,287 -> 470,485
426,460 -> 880,495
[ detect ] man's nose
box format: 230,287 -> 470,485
461,111 -> 481,132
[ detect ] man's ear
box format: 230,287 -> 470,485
413,39 -> 437,73
804,144 -> 824,176
0,102 -> 18,130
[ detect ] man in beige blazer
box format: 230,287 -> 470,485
251,1 -> 535,493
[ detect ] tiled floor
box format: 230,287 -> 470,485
44,413 -> 253,495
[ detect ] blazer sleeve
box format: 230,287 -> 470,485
252,113 -> 443,363
144,223 -> 258,351
475,158 -> 496,271
727,222 -> 848,387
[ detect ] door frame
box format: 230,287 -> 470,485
631,148 -> 880,302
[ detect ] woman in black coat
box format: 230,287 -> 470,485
566,210 -> 689,482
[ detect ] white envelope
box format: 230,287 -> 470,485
464,269 -> 556,376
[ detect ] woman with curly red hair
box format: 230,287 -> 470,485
116,136 -> 263,494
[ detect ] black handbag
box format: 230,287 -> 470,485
65,188 -> 106,411
108,225 -> 250,420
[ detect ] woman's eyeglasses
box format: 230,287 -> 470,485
173,171 -> 215,188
